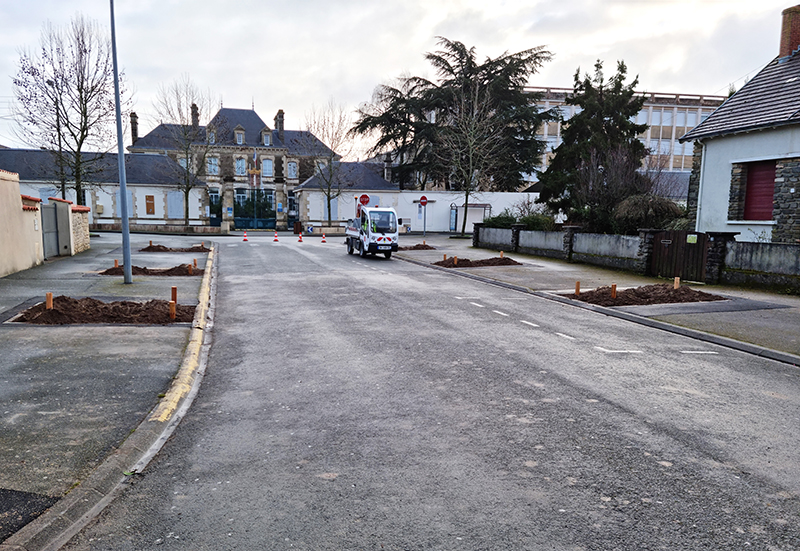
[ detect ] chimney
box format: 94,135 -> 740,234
130,112 -> 138,144
780,5 -> 800,58
191,103 -> 199,131
274,109 -> 285,142
383,152 -> 392,182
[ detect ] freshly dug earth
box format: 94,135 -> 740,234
398,243 -> 437,251
99,264 -> 203,276
566,284 -> 726,307
17,296 -> 196,325
139,244 -> 211,253
433,256 -> 522,268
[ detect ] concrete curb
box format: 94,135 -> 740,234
0,246 -> 219,551
396,254 -> 800,368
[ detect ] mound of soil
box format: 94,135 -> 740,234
398,243 -> 437,251
99,265 -> 203,276
433,256 -> 522,268
139,244 -> 211,253
565,284 -> 726,307
17,296 -> 196,325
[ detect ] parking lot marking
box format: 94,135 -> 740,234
556,333 -> 576,340
470,302 -> 485,308
521,320 -> 540,327
493,310 -> 509,317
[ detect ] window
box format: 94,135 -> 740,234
262,159 -> 273,177
236,131 -> 244,145
744,161 -> 776,220
650,110 -> 661,126
235,158 -> 246,176
208,130 -> 215,144
287,161 -> 298,179
263,133 -> 271,146
178,156 -> 189,170
209,188 -> 220,204
145,195 -> 155,215
637,110 -> 648,125
235,188 -> 247,205
207,157 -> 219,175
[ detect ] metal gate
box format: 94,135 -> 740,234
650,231 -> 710,282
41,203 -> 59,259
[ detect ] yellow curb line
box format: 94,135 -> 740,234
148,246 -> 215,423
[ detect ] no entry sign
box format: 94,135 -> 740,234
419,195 -> 428,207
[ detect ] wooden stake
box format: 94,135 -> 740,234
114,259 -> 119,268
193,258 -> 197,268
149,240 -> 152,247
171,286 -> 177,303
444,254 -> 447,261
188,264 -> 193,276
674,277 -> 680,290
423,240 -> 426,246
611,284 -> 617,299
169,300 -> 176,320
500,250 -> 504,258
575,281 -> 580,296
454,256 -> 458,266
46,292 -> 53,310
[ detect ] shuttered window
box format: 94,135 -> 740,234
145,195 -> 155,215
744,161 -> 776,220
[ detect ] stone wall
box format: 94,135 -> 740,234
773,157 -> 800,243
727,163 -> 747,221
71,206 -> 91,254
686,141 -> 702,229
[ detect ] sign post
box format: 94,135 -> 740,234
419,195 -> 428,237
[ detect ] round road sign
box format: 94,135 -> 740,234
359,194 -> 370,206
419,195 -> 428,206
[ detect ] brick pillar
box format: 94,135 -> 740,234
511,224 -> 524,253
704,232 -> 739,284
472,222 -> 484,248
562,225 -> 581,261
635,229 -> 659,275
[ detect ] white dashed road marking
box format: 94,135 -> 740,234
556,333 -> 576,340
594,346 -> 643,354
493,310 -> 509,317
520,320 -> 540,327
681,351 -> 719,355
469,302 -> 485,308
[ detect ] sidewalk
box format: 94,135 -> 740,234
0,233 -> 215,549
395,233 -> 800,360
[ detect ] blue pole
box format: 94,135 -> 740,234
109,0 -> 132,284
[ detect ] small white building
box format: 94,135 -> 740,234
680,5 -> 800,243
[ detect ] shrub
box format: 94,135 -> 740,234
519,213 -> 556,231
613,194 -> 683,235
482,210 -> 517,229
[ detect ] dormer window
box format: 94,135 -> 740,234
263,133 -> 271,146
208,130 -> 215,144
236,131 -> 244,145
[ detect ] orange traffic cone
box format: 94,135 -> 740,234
298,232 -> 303,243
321,233 -> 327,243
243,231 -> 248,242
273,231 -> 279,242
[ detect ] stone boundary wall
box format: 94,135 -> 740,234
720,241 -> 800,292
473,222 -> 800,292
572,233 -> 641,272
71,206 -> 91,254
91,223 -> 224,234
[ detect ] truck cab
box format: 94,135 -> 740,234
346,206 -> 399,259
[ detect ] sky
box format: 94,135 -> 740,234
0,0 -> 793,154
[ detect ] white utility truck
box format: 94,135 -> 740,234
345,205 -> 399,259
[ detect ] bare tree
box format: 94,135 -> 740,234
435,84 -> 506,236
12,15 -> 129,204
153,74 -> 220,225
303,99 -> 350,226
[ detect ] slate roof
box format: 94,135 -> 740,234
0,149 -> 196,186
681,52 -> 800,142
132,107 -> 336,158
295,162 -> 399,192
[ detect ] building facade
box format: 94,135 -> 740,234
129,107 -> 334,231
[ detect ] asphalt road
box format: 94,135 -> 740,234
61,234 -> 800,550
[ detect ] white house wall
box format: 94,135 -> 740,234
698,126 -> 800,241
303,191 -> 544,233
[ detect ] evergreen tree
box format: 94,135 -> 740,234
537,60 -> 648,233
